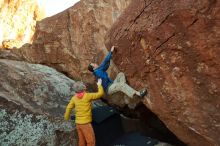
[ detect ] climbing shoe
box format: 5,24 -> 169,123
139,89 -> 147,98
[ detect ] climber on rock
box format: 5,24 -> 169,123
64,79 -> 104,146
88,46 -> 147,98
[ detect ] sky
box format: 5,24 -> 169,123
38,0 -> 80,17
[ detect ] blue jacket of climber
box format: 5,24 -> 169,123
88,46 -> 147,98
88,51 -> 113,92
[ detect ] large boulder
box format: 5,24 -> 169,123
11,0 -> 132,83
0,59 -> 77,145
0,0 -> 45,48
0,0 -> 143,109
105,0 -> 220,146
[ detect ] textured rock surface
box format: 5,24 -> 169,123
0,0 -> 142,112
0,0 -> 45,48
12,0 -> 132,83
0,59 -> 77,145
105,0 -> 220,146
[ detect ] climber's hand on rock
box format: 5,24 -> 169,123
111,46 -> 115,52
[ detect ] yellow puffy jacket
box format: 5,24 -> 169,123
64,85 -> 104,124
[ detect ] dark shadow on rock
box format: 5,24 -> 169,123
119,103 -> 186,146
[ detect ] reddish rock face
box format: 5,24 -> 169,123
0,0 -> 143,109
105,0 -> 220,145
0,0 -> 45,48
12,0 -> 132,83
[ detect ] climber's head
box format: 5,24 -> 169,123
88,63 -> 98,72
